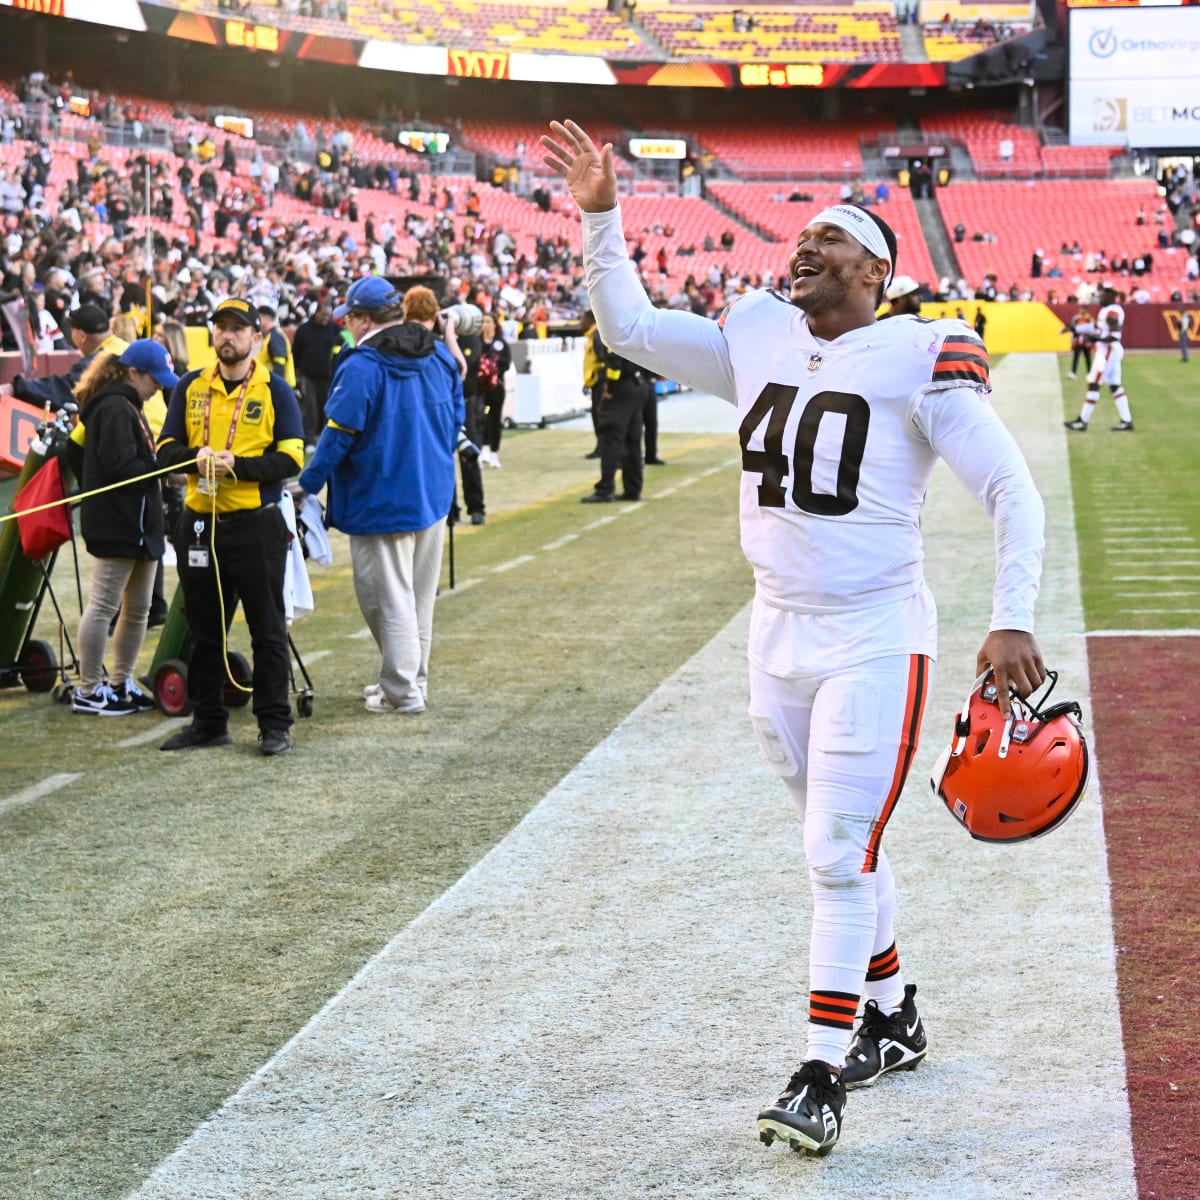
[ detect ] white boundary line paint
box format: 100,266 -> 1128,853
542,534 -> 580,551
115,721 -> 185,749
302,650 -> 332,665
1089,628 -> 1200,636
128,361 -> 1135,1200
0,773 -> 80,818
489,555 -> 536,574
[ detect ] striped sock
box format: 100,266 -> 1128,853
864,942 -> 905,1014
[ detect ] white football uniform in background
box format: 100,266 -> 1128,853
1087,301 -> 1125,387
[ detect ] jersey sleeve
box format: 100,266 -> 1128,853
930,329 -> 990,392
582,206 -> 737,403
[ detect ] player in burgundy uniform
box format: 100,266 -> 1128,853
543,119 -> 1047,1156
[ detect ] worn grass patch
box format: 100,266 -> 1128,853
1057,352 -> 1200,631
0,426 -> 750,1199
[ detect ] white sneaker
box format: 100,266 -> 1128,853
490,451 -> 501,469
363,683 -> 383,698
365,692 -> 425,715
1067,372 -> 1076,379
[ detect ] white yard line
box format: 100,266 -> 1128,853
0,773 -> 80,818
128,362 -> 1134,1200
115,721 -> 185,749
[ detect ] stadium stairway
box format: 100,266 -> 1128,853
705,189 -> 779,244
915,195 -> 962,286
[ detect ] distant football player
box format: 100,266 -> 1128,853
1064,283 -> 1135,431
542,119 -> 1047,1157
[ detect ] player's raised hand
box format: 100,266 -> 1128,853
541,119 -> 617,214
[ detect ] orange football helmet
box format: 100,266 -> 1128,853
930,670 -> 1090,844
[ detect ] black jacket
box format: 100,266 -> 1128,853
65,380 -> 164,560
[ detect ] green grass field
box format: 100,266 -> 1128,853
1,352 -> 1196,1197
1056,352 -> 1200,632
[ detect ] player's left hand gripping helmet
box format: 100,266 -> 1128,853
930,670 -> 1090,844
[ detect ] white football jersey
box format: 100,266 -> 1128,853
581,206 -> 1044,642
721,292 -> 996,615
1097,302 -> 1125,344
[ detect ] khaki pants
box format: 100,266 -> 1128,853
350,521 -> 445,710
76,557 -> 157,691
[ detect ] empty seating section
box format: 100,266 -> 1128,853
706,181 -> 939,291
636,3 -> 902,63
610,194 -> 781,289
670,120 -> 896,180
920,113 -> 1040,177
937,180 -> 1180,301
916,0 -> 1036,62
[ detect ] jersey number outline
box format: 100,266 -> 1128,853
737,384 -> 869,515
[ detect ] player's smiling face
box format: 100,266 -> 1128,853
787,222 -> 879,316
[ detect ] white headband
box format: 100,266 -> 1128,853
809,205 -> 894,289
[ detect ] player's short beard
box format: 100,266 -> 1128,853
791,259 -> 855,318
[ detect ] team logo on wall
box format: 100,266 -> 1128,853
1093,97 -> 1127,133
807,353 -> 823,373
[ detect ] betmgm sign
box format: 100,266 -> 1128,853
1069,9 -> 1200,149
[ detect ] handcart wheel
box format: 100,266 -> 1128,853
224,651 -> 253,708
296,690 -> 314,719
53,682 -> 74,705
154,658 -> 192,717
19,639 -> 58,693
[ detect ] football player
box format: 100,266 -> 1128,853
1064,282 -> 1134,431
542,119 -> 1047,1157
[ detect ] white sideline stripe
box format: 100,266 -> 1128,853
442,578 -> 480,595
1123,609 -> 1200,615
542,534 -> 579,551
0,773 -> 80,817
580,515 -> 618,529
654,485 -> 678,496
347,627 -> 372,639
129,360 -> 1135,1200
1113,575 -> 1199,581
1103,536 -> 1195,544
116,721 -> 184,748
489,555 -> 535,574
302,650 -> 332,665
1088,627 -> 1200,635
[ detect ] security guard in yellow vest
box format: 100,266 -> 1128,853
256,305 -> 297,388
156,297 -> 305,756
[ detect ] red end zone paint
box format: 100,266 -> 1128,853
1088,636 -> 1200,1200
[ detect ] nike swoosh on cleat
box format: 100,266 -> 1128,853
906,1020 -> 920,1038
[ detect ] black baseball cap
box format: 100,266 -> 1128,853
65,304 -> 111,335
212,297 -> 261,330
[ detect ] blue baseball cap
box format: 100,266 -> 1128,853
119,338 -> 180,389
333,276 -> 399,318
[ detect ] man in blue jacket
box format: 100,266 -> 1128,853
299,278 -> 463,715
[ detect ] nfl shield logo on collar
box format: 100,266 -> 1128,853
807,353 -> 823,373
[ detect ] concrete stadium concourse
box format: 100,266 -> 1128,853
129,356 -> 1135,1200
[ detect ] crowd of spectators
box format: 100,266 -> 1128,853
1,68 -> 1199,371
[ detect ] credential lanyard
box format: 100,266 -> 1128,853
202,365 -> 253,451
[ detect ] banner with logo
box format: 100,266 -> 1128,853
1069,8 -> 1200,147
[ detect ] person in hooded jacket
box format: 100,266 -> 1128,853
64,340 -> 179,715
298,280 -> 464,716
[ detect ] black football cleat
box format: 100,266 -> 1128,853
842,983 -> 927,1090
757,1061 -> 845,1157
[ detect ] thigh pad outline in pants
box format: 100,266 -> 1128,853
750,664 -> 908,880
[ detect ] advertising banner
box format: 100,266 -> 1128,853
1069,8 -> 1200,146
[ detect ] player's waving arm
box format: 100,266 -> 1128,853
542,119 -> 736,403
